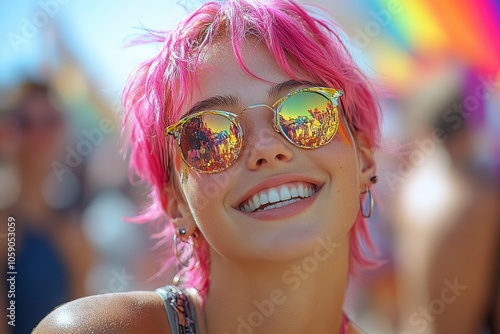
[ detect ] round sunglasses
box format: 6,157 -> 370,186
165,87 -> 343,173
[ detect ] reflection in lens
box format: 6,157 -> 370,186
279,92 -> 338,148
179,113 -> 240,172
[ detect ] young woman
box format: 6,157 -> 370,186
35,0 -> 380,333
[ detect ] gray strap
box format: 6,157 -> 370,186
156,285 -> 199,334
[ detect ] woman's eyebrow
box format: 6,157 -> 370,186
185,94 -> 240,116
267,79 -> 316,98
184,79 -> 317,116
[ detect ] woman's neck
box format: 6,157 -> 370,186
203,235 -> 350,334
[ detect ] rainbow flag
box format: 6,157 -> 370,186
375,0 -> 500,74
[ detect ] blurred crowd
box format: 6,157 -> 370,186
0,77 -> 168,334
346,68 -> 500,333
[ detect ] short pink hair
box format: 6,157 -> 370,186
122,0 -> 380,297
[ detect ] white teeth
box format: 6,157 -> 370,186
248,200 -> 255,212
252,194 -> 261,210
262,198 -> 301,211
260,193 -> 269,205
239,182 -> 317,213
244,203 -> 251,212
297,184 -> 305,198
268,188 -> 280,203
279,186 -> 291,201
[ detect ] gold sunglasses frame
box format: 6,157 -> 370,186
165,87 -> 343,173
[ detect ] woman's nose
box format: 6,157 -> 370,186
242,108 -> 294,171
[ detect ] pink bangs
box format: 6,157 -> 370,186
121,0 -> 381,297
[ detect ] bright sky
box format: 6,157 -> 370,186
0,1 -> 200,99
0,0 -> 374,102
8,1 -> 497,151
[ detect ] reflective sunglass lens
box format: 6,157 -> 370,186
279,92 -> 338,148
179,113 -> 241,172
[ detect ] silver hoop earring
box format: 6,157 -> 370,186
173,234 -> 194,267
360,187 -> 374,218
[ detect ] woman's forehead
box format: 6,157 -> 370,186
191,38 -> 311,106
199,38 -> 283,78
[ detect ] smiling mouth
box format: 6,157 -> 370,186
238,182 -> 318,213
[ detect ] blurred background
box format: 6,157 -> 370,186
0,0 -> 499,333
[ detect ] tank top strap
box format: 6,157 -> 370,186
156,285 -> 349,334
341,312 -> 348,333
156,285 -> 200,334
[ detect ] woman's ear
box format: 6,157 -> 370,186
162,182 -> 197,239
355,132 -> 377,190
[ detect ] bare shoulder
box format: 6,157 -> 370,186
33,290 -> 171,334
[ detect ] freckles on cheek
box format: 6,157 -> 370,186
330,151 -> 359,195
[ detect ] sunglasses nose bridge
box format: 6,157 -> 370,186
241,103 -> 274,116
241,103 -> 279,129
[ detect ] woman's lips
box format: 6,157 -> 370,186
238,182 -> 317,213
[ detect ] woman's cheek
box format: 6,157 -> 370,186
182,172 -> 225,220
